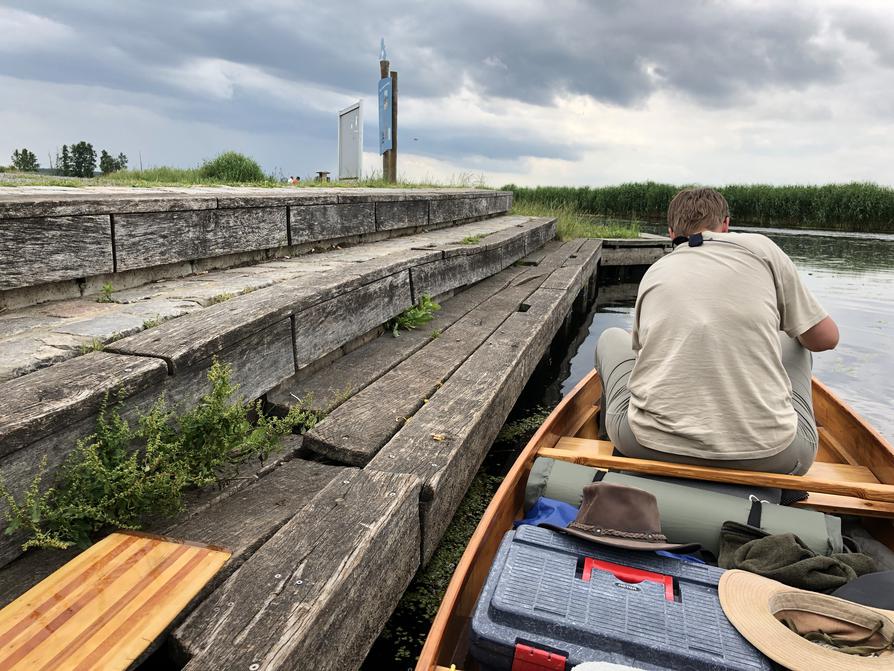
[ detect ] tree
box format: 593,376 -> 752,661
10,148 -> 39,172
99,150 -> 115,175
60,145 -> 72,176
100,150 -> 128,174
70,141 -> 97,177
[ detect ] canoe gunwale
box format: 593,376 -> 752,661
414,370 -> 894,671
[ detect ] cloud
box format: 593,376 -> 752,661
1,1 -> 894,185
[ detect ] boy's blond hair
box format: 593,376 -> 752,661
667,188 -> 730,236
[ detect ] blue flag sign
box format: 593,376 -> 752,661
378,77 -> 393,154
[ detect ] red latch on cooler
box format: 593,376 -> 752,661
512,642 -> 567,671
582,557 -> 674,601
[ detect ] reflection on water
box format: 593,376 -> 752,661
563,226 -> 894,441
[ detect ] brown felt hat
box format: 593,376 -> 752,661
720,570 -> 894,670
542,482 -> 700,553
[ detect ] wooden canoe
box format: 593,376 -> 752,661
415,369 -> 894,671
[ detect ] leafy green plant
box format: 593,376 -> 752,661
199,151 -> 265,183
209,292 -> 234,305
79,338 -> 105,354
388,295 -> 441,337
429,329 -> 442,340
495,406 -> 553,445
97,282 -> 114,303
0,359 -> 320,551
142,315 -> 161,329
460,234 -> 484,245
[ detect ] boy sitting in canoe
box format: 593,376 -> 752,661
596,187 -> 839,475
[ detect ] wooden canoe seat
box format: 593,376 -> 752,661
540,437 -> 894,514
0,532 -> 230,671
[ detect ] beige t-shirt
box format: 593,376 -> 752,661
628,231 -> 827,459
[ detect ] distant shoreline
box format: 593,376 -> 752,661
506,182 -> 894,235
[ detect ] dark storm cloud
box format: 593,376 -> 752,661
2,1 -> 887,165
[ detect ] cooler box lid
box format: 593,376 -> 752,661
470,524 -> 772,671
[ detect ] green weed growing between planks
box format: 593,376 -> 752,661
389,294 -> 441,337
0,359 -> 321,551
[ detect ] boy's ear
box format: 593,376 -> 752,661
720,216 -> 730,233
667,227 -> 674,238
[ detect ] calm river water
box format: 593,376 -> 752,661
562,226 -> 894,442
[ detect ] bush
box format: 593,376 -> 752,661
0,359 -> 321,551
11,148 -> 39,172
199,151 -> 265,182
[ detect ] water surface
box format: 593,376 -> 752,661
562,226 -> 894,441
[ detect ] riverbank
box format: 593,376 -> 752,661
506,182 -> 894,234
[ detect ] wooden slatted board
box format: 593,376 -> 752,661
0,532 -> 230,671
541,436 -> 894,514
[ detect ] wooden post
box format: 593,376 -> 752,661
389,69 -> 397,183
380,59 -> 391,182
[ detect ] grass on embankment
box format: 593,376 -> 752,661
0,167 -> 490,190
506,182 -> 894,234
512,201 -> 641,239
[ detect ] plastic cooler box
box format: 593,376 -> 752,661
470,525 -> 772,671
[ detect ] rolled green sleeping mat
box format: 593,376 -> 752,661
525,457 -> 843,557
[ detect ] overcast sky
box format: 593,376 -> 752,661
3,1 -> 894,186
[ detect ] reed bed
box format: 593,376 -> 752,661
506,182 -> 894,233
512,202 -> 640,239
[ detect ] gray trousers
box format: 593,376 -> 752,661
595,327 -> 818,475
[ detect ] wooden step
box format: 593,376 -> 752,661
173,469 -> 421,671
0,532 -> 229,671
304,240 -> 596,466
368,241 -> 603,564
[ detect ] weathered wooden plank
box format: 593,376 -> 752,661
293,272 -> 413,368
409,218 -> 554,299
487,193 -> 512,214
411,249 -> 496,299
305,242 -> 589,466
215,191 -> 337,208
368,247 -> 598,562
106,276 -> 336,373
115,208 -> 288,271
601,245 -> 668,267
601,238 -> 672,248
0,193 -> 218,220
266,262 -> 533,414
375,199 -> 429,231
429,196 -> 493,224
173,469 -> 422,671
0,215 -> 113,290
289,203 -> 376,244
0,352 -> 168,459
0,320 -> 294,568
162,458 -> 349,589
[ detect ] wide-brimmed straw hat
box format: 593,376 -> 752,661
719,570 -> 894,670
542,482 -> 700,553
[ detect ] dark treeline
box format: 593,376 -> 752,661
505,182 -> 894,233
